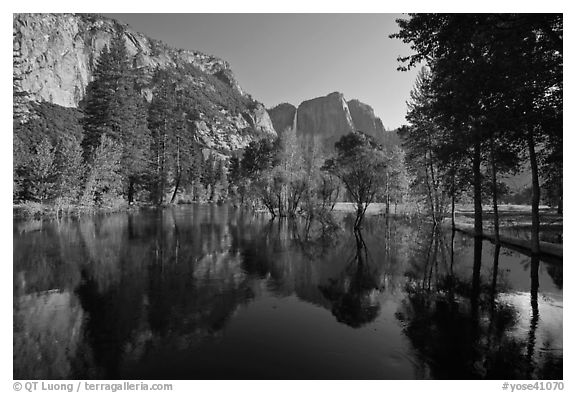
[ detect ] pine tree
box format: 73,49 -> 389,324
147,68 -> 177,204
82,29 -> 152,203
82,44 -> 115,153
148,69 -> 201,204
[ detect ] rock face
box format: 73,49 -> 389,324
296,92 -> 355,142
13,13 -> 275,152
277,92 -> 400,148
268,103 -> 297,136
347,99 -> 386,140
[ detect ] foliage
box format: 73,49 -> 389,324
27,138 -> 58,202
323,132 -> 387,228
82,29 -> 152,203
392,14 -> 562,245
81,135 -> 123,207
55,137 -> 85,204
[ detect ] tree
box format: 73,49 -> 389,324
82,29 -> 151,203
81,135 -> 123,207
201,153 -> 218,201
28,138 -> 57,202
392,14 -> 562,253
148,68 -> 201,204
55,137 -> 85,205
323,132 -> 387,229
147,69 -> 176,204
385,146 -> 410,214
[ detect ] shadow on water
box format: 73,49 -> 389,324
13,205 -> 562,379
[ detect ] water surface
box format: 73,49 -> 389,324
13,205 -> 563,379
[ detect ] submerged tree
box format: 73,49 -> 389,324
323,132 -> 387,229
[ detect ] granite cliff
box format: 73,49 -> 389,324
347,99 -> 386,140
267,103 -> 297,136
13,13 -> 276,152
268,92 -> 399,148
296,92 -> 355,142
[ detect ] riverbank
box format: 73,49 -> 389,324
13,200 -> 141,220
332,202 -> 563,259
450,204 -> 562,261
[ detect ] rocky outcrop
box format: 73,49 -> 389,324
196,104 -> 275,153
347,99 -> 385,140
13,13 -> 276,152
272,93 -> 401,149
296,92 -> 355,142
268,103 -> 297,136
13,13 -> 241,107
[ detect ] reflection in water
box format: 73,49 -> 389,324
394,227 -> 562,379
319,230 -> 382,327
13,205 -> 562,379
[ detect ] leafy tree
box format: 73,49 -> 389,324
241,138 -> 279,179
28,138 -> 57,202
323,132 -> 387,229
13,128 -> 30,202
55,137 -> 85,204
385,146 -> 410,214
13,103 -> 85,204
81,135 -> 123,207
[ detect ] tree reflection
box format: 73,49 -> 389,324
396,226 -> 561,379
13,207 -> 562,379
72,208 -> 258,378
319,229 -> 382,328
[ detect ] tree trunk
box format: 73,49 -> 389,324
451,191 -> 456,232
170,137 -> 181,204
385,175 -> 390,215
127,178 -> 135,204
156,148 -> 162,205
527,128 -> 540,254
473,137 -> 483,238
355,202 -> 364,229
277,193 -> 282,217
490,140 -> 500,244
170,175 -> 181,204
424,153 -> 436,224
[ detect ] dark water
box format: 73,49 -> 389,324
13,205 -> 563,380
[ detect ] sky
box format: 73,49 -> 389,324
103,14 -> 420,129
